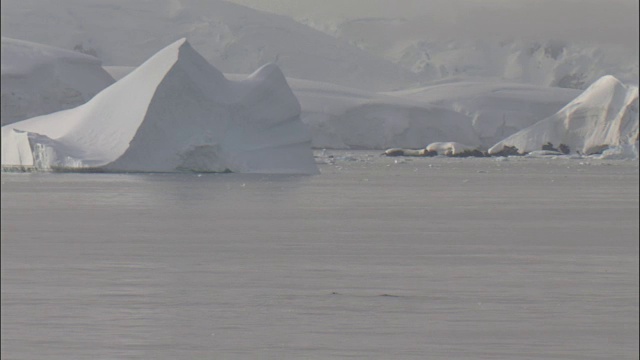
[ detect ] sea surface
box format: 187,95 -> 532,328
2,153 -> 639,359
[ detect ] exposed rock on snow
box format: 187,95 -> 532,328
1,37 -> 114,125
1,39 -> 318,174
489,76 -> 639,155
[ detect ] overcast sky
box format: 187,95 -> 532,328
228,0 -> 639,48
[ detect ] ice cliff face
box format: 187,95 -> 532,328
489,75 -> 639,155
1,37 -> 114,125
1,38 -> 318,174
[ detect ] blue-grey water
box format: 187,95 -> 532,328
2,154 -> 639,359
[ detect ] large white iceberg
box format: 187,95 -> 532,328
1,38 -> 318,174
489,75 -> 639,155
1,37 -> 115,125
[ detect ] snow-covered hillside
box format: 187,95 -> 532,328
2,39 -> 318,174
0,0 -> 417,91
1,37 -> 114,125
489,76 -> 639,155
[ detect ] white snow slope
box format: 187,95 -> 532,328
1,39 -> 318,174
1,37 -> 114,125
489,75 -> 639,155
0,0 -> 417,91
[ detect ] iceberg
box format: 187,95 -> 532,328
1,38 -> 318,174
489,75 -> 639,155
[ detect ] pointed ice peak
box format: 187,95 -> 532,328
589,75 -> 625,89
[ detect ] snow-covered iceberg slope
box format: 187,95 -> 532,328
1,37 -> 114,125
489,76 -> 639,155
1,38 -> 318,174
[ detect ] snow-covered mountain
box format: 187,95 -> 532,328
241,0 -> 638,89
489,75 -> 639,155
384,39 -> 639,90
1,39 -> 318,174
1,37 -> 114,125
0,0 -> 417,91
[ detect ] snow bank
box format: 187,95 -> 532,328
489,76 -> 639,155
1,37 -> 114,125
1,39 -> 318,174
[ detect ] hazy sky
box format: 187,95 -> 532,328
229,0 -> 639,48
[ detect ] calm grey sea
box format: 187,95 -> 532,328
2,154 -> 639,359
